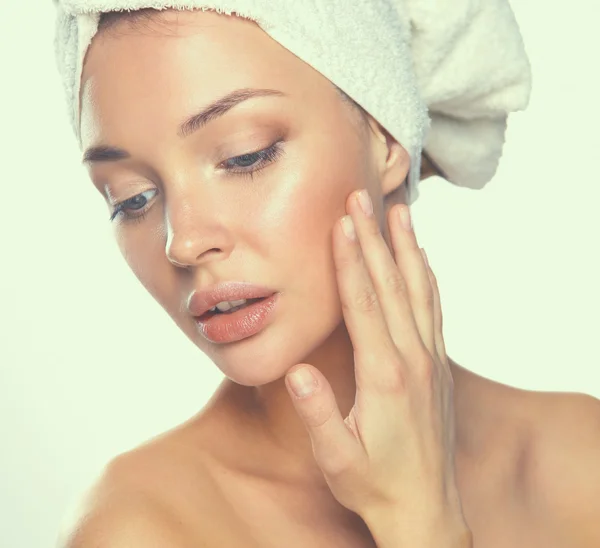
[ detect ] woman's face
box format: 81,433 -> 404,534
80,9 -> 408,386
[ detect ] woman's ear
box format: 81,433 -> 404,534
364,116 -> 411,198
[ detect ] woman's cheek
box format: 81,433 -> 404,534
118,229 -> 176,308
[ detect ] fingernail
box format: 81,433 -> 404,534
398,206 -> 412,231
357,190 -> 373,216
341,215 -> 356,240
288,367 -> 317,398
420,248 -> 429,266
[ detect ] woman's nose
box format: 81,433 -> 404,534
165,208 -> 234,269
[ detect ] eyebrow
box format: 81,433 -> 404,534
82,87 -> 287,164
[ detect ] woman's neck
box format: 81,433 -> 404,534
209,323 -> 478,488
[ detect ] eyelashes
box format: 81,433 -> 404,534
220,140 -> 285,179
109,140 -> 286,223
109,189 -> 157,223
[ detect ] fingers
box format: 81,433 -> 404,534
388,205 -> 436,358
334,190 -> 433,374
285,364 -> 361,475
332,210 -> 403,388
423,257 -> 447,368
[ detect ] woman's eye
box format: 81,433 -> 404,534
110,189 -> 158,223
108,141 -> 285,224
227,152 -> 261,168
221,141 -> 285,177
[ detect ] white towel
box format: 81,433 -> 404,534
53,0 -> 531,205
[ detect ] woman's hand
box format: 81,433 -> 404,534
284,189 -> 470,544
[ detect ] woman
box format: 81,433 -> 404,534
54,4 -> 600,548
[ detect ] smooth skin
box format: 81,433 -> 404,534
60,9 -> 600,548
284,194 -> 470,547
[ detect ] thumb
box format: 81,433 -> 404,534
285,365 -> 360,475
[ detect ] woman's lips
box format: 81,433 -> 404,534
198,297 -> 263,320
194,293 -> 280,344
187,282 -> 277,318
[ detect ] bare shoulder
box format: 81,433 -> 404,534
57,485 -> 197,548
525,391 -> 600,546
57,423 -> 242,548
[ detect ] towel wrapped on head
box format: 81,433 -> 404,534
53,0 -> 532,205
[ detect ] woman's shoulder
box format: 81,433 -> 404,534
56,417 -> 248,547
477,381 -> 600,546
514,387 -> 600,487
521,389 -> 600,544
483,376 -> 600,500
456,366 -> 600,545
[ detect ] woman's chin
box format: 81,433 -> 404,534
215,355 -> 303,388
178,301 -> 343,387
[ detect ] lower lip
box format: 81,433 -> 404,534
195,293 -> 280,344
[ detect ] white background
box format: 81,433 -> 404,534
1,1 -> 599,547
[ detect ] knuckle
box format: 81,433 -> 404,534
385,367 -> 408,393
305,399 -> 336,429
323,451 -> 356,478
383,270 -> 407,297
352,285 -> 380,313
414,353 -> 436,385
422,286 -> 435,311
365,218 -> 382,237
375,354 -> 408,394
335,245 -> 361,270
420,270 -> 434,304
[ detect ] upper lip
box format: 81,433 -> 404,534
187,282 -> 276,318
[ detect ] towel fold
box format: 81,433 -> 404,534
54,0 -> 531,204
